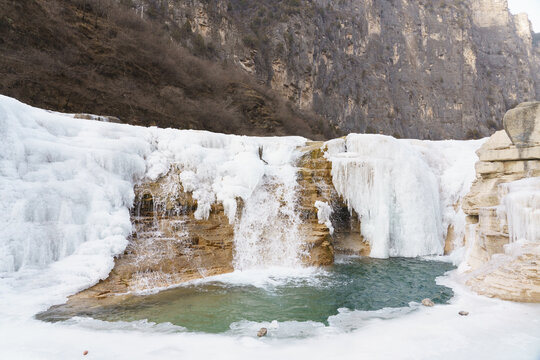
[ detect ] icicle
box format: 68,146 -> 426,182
497,177 -> 540,243
324,134 -> 482,258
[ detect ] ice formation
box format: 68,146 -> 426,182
324,134 -> 483,258
0,96 -> 148,276
497,177 -> 540,244
0,95 -> 305,316
0,95 -> 484,298
315,201 -> 334,235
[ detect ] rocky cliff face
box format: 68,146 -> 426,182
130,0 -> 539,139
0,0 -> 332,139
462,102 -> 540,302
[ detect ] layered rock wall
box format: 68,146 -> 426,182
462,103 -> 540,302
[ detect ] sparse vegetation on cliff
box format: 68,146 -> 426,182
0,0 -> 334,138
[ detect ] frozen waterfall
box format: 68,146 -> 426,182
497,177 -> 540,244
0,95 -> 307,302
324,134 -> 483,258
0,95 -> 484,319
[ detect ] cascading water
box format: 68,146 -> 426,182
146,134 -> 307,271
232,157 -> 304,270
127,178 -> 194,291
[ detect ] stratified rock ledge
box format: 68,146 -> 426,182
462,102 -> 540,303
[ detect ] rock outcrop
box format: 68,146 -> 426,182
130,0 -> 540,140
297,141 -> 370,260
503,102 -> 540,147
462,102 -> 540,302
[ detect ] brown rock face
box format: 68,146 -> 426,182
296,141 -> 370,262
466,244 -> 540,302
74,168 -> 236,299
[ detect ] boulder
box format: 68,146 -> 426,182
257,328 -> 268,337
503,102 -> 540,147
421,298 -> 434,307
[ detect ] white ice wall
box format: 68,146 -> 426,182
498,177 -> 540,244
324,134 -> 483,258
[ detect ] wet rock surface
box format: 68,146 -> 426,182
72,169 -> 237,299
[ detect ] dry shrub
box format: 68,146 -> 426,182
0,0 -> 334,139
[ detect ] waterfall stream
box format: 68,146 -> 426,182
232,164 -> 304,270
